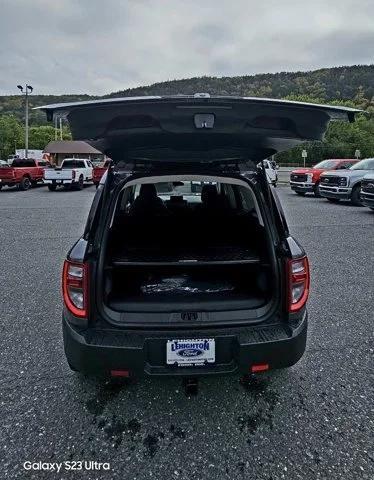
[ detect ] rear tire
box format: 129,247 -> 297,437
48,184 -> 57,191
351,185 -> 362,206
313,182 -> 321,198
327,198 -> 340,203
19,176 -> 31,191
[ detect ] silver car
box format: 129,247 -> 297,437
319,158 -> 374,206
360,173 -> 374,210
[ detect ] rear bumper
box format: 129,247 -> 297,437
63,312 -> 308,377
361,191 -> 374,208
319,185 -> 351,200
290,181 -> 314,193
43,179 -> 72,185
0,178 -> 17,185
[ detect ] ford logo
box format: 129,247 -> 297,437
177,349 -> 203,358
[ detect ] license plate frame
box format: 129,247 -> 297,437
166,338 -> 215,366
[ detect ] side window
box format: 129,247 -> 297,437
238,186 -> 255,213
120,186 -> 136,212
222,184 -> 238,210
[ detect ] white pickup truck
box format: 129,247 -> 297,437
44,158 -> 93,191
257,159 -> 278,186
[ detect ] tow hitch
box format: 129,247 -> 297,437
183,377 -> 198,396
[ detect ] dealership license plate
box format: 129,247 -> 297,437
166,339 -> 215,366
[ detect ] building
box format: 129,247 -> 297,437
43,141 -> 105,166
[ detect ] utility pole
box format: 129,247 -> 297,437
17,84 -> 33,159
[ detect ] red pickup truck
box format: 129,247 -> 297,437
290,159 -> 358,197
93,160 -> 111,188
0,158 -> 49,191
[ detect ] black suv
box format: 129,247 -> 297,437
39,95 -> 358,379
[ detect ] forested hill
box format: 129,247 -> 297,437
108,65 -> 374,102
1,64 -> 373,126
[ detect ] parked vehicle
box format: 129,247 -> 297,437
290,159 -> 357,197
38,95 -> 358,380
360,173 -> 374,210
262,159 -> 278,186
93,160 -> 111,188
43,158 -> 93,191
319,158 -> 374,206
0,158 -> 49,190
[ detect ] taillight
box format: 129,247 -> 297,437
287,256 -> 310,312
62,260 -> 89,318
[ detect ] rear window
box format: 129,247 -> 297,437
134,181 -> 215,202
62,160 -> 85,168
12,159 -> 36,167
120,180 -> 257,216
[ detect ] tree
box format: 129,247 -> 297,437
0,115 -> 23,159
0,116 -> 72,159
28,125 -> 71,150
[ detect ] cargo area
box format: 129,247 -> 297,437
101,177 -> 276,314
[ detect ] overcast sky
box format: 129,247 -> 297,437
0,0 -> 373,96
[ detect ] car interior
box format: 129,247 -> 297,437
101,177 -> 276,314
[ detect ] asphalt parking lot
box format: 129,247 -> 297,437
0,184 -> 373,480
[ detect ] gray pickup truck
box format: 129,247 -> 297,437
360,173 -> 374,210
319,158 -> 374,206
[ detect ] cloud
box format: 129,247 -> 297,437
0,0 -> 373,95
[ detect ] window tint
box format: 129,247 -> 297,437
238,185 -> 255,212
221,183 -> 237,210
62,160 -> 85,168
12,159 -> 36,167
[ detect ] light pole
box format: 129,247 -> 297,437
17,84 -> 33,159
